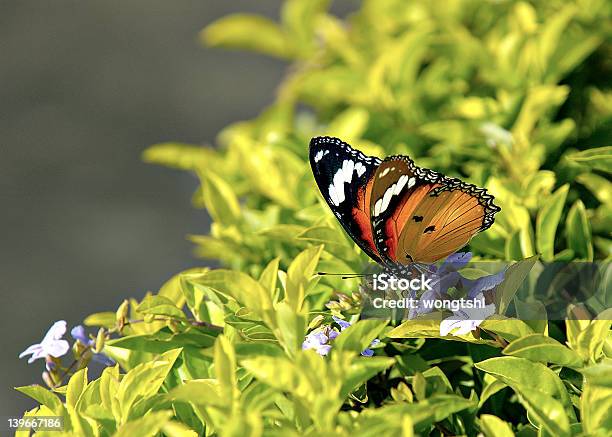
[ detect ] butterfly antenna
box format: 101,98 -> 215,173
317,271 -> 369,279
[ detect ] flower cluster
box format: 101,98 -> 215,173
302,316 -> 381,357
420,252 -> 505,337
71,325 -> 115,366
19,320 -> 114,388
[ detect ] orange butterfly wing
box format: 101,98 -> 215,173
370,157 -> 499,265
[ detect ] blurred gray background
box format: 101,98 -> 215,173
0,0 -> 293,417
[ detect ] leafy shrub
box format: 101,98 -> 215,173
16,1 -> 611,436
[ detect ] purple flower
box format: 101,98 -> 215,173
439,252 -> 473,272
19,321 -> 70,364
302,317 -> 382,357
70,325 -> 89,344
71,325 -> 115,366
302,329 -> 335,356
429,253 -> 506,305
332,316 -> 351,330
361,339 -> 381,357
464,269 -> 506,298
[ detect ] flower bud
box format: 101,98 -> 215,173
94,328 -> 106,353
116,299 -> 130,331
42,371 -> 55,389
73,339 -> 87,356
308,314 -> 324,330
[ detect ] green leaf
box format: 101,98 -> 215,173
567,316 -> 612,362
580,363 -> 612,389
475,356 -> 574,421
340,356 -> 396,398
240,356 -> 297,393
108,330 -> 217,354
84,311 -> 116,329
274,301 -> 307,355
475,357 -> 563,398
258,257 -> 280,297
136,295 -> 186,320
412,372 -> 426,401
281,0 -> 329,56
66,368 -> 88,409
114,410 -> 173,437
421,366 -> 453,396
536,184 -> 569,261
284,245 -> 323,312
565,200 -> 593,260
201,14 -> 290,58
142,142 -> 217,171
513,85 -> 569,138
480,414 -> 515,437
158,269 -> 208,307
565,147 -> 612,173
332,319 -> 386,355
495,256 -> 537,315
161,421 -> 200,437
581,362 -> 612,434
188,269 -> 274,326
505,230 -> 523,261
117,349 -> 181,422
326,107 -> 370,141
258,224 -> 306,241
387,319 -> 442,338
213,335 -> 237,401
515,387 -> 570,437
401,395 -> 477,429
15,385 -> 64,415
98,364 -> 121,422
502,334 -> 583,368
170,379 -> 224,407
296,225 -> 354,259
581,380 -> 612,435
576,173 -> 612,205
198,170 -> 241,225
478,373 -> 507,408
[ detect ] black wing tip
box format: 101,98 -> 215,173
309,136 -> 348,150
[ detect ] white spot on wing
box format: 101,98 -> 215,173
374,198 -> 382,216
373,174 -> 416,216
328,160 -> 357,206
314,149 -> 329,162
394,175 -> 409,195
354,162 -> 365,177
380,186 -> 394,214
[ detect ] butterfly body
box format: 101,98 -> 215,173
309,136 -> 500,268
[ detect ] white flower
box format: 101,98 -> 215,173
19,320 -> 70,363
439,293 -> 496,337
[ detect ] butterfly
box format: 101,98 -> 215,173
309,136 -> 500,268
